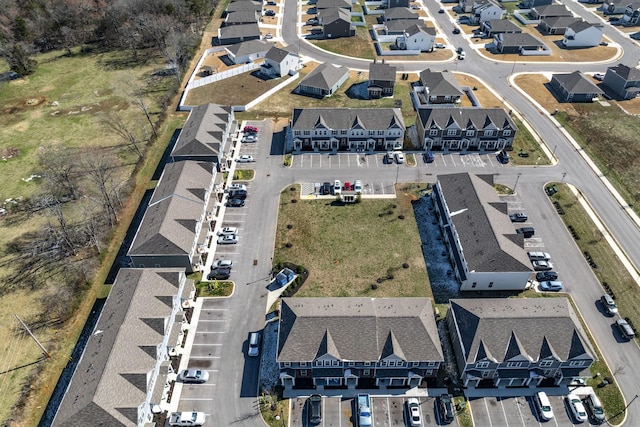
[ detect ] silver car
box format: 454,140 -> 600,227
217,234 -> 238,244
178,369 -> 209,383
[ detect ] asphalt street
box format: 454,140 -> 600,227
185,1 -> 640,425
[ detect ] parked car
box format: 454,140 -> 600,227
264,33 -> 273,39
600,294 -> 618,316
217,234 -> 237,244
536,271 -> 558,282
528,251 -> 551,261
237,155 -> 254,163
226,198 -> 245,207
437,394 -> 455,423
406,398 -> 422,426
306,18 -> 319,25
218,226 -> 238,236
584,392 -> 605,423
354,180 -> 363,193
438,8 -> 445,13
308,394 -> 322,424
227,183 -> 247,192
533,260 -> 554,271
593,73 -> 605,81
266,0 -> 277,4
212,259 -> 233,268
248,331 -> 261,356
509,212 -> 528,222
334,180 -> 342,195
434,42 -> 445,49
497,149 -> 510,164
516,227 -> 535,238
241,134 -> 257,143
615,318 -> 636,340
322,182 -> 332,195
539,281 -> 563,292
169,412 -> 205,426
566,394 -> 588,423
386,151 -> 395,164
208,267 -> 231,280
395,151 -> 405,164
229,189 -> 247,199
424,151 -> 435,163
243,125 -> 258,133
178,369 -> 209,383
264,9 -> 275,16
453,28 -> 461,34
534,391 -> 554,421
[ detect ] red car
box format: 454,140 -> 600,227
243,126 -> 258,133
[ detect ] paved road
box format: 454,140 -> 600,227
201,1 -> 640,425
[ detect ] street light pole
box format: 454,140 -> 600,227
513,173 -> 522,193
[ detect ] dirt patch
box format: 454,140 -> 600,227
50,98 -> 130,117
1,147 -> 21,160
455,73 -> 503,108
1,96 -> 48,114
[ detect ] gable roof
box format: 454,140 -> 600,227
384,6 -> 419,20
225,0 -> 262,12
317,0 -> 351,8
496,32 -> 546,47
449,298 -> 595,364
225,39 -> 271,57
298,63 -> 348,91
433,172 -> 531,273
53,269 -> 187,427
567,20 -> 600,33
266,46 -> 294,62
128,161 -> 214,256
607,63 -> 640,81
291,107 -> 405,131
405,21 -> 436,36
320,6 -> 351,24
552,71 -> 603,95
172,103 -> 232,158
541,16 -> 580,28
484,19 -> 521,32
418,69 -> 464,97
532,4 -> 572,16
224,10 -> 258,23
218,22 -> 261,39
369,61 -> 397,82
277,298 -> 443,362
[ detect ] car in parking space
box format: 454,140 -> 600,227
308,394 -> 322,424
321,182 -> 331,195
307,18 -> 319,25
600,294 -> 618,316
434,42 -> 445,49
212,259 -> 233,268
406,398 -> 422,426
536,271 -> 558,282
533,260 -> 554,271
264,9 -> 275,16
334,180 -> 342,195
266,0 -> 276,4
237,155 -> 254,163
593,73 -> 605,81
208,267 -> 231,280
386,151 -> 395,163
241,134 -> 257,143
229,189 -> 247,199
437,394 -> 455,423
539,281 -> 563,291
533,391 -> 553,421
439,8 -> 445,13
227,183 -> 247,192
243,125 -> 258,133
395,151 -> 405,164
516,226 -> 535,238
424,151 -> 435,163
354,180 -> 363,193
218,226 -> 238,236
178,369 -> 209,384
217,234 -> 238,245
248,331 -> 261,356
226,198 -> 245,207
264,33 -> 273,39
509,212 -> 528,222
528,251 -> 551,261
615,318 -> 636,340
497,149 -> 510,164
566,394 -> 588,423
584,392 -> 605,423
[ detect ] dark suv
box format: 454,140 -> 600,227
208,267 -> 231,280
437,394 -> 455,423
308,394 -> 322,424
497,150 -> 510,164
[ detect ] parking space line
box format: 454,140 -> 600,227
500,398 -> 510,427
513,396 -> 530,427
191,343 -> 223,346
180,397 -> 215,401
483,399 -> 494,427
197,319 -> 227,322
385,397 -> 392,426
189,356 -> 221,359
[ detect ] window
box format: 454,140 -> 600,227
378,130 -> 384,135
364,362 -> 371,366
482,370 -> 492,378
570,361 -> 585,366
488,282 -> 493,288
484,130 -> 494,136
466,130 -> 475,136
294,130 -> 301,136
447,129 -> 457,136
369,130 -> 375,136
472,283 -> 477,288
348,362 -> 355,367
300,362 -> 308,367
412,362 -> 420,367
332,360 -> 339,366
284,362 -> 291,367
363,369 -> 371,375
429,129 -> 438,136
444,95 -> 451,100
506,362 -> 523,368
332,130 -> 338,135
539,360 -> 553,367
341,130 -> 347,135
315,361 -> 322,366
503,130 -> 511,136
301,369 -> 308,376
476,361 -> 490,368
304,130 -> 310,135
427,361 -> 437,367
323,360 -> 331,366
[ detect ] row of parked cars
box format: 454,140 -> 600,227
534,391 -> 605,424
319,179 -> 363,195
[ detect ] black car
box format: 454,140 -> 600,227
229,189 -> 247,199
264,9 -> 275,16
497,150 -> 510,164
227,198 -> 245,207
536,271 -> 558,282
208,267 -> 231,280
308,394 -> 322,424
321,182 -> 331,195
453,28 -> 461,34
516,226 -> 535,238
437,394 -> 455,423
509,212 -> 528,222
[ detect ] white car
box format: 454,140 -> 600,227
406,398 -> 422,426
218,226 -> 238,236
212,259 -> 233,268
354,180 -> 363,193
434,43 -> 445,49
264,33 -> 273,39
334,180 -> 342,195
534,391 -> 554,421
227,183 -> 247,192
566,394 -> 588,423
217,234 -> 238,245
237,155 -> 254,163
241,134 -> 257,143
395,151 -> 405,164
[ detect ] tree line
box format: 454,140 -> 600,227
0,0 -> 217,75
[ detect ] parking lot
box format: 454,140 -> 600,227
289,395 -> 459,427
469,395 -> 587,427
293,152 -> 508,169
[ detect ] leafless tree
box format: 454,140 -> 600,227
82,154 -> 123,228
38,146 -> 80,200
104,113 -> 145,160
41,193 -> 77,255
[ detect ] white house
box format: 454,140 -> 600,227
397,23 -> 436,51
262,46 -> 299,77
225,39 -> 272,64
562,21 -> 603,47
471,0 -> 506,24
620,1 -> 640,25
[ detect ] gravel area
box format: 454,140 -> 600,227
259,318 -> 281,392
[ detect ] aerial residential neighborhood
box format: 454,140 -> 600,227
1,0 -> 640,426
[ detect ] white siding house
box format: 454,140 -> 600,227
562,21 -> 603,47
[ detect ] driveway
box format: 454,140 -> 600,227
469,396 -> 580,427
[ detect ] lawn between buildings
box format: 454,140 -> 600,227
273,184 -> 431,298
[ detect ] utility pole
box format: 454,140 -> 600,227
15,315 -> 50,359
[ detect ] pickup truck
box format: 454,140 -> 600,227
357,394 -> 372,426
168,411 -> 206,426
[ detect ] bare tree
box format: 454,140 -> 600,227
82,154 -> 123,228
38,146 -> 80,200
41,193 -> 77,255
104,113 -> 145,160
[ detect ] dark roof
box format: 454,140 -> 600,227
418,69 -> 464,97
495,32 -> 546,47
320,7 -> 351,24
484,19 -> 522,32
291,107 -> 405,131
385,19 -> 421,33
277,298 -> 443,362
449,298 -> 596,364
369,62 -> 397,82
433,172 -> 531,273
298,63 -> 348,91
224,10 -> 258,23
172,103 -> 232,158
128,161 -> 214,256
225,39 -> 272,56
53,269 -> 187,427
607,63 -> 640,81
225,0 -> 262,12
552,71 -> 603,95
384,7 -> 419,20
317,0 -> 351,8
218,22 -> 261,39
532,4 -> 572,16
567,20 -> 600,33
405,22 -> 436,36
541,16 -> 580,28
266,46 -> 294,62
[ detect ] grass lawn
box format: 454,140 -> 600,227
196,280 -> 234,297
312,26 -> 376,60
260,394 -> 289,427
274,184 -> 431,298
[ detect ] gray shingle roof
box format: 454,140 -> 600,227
128,161 -> 214,256
434,173 -> 531,272
532,4 -> 571,16
567,20 -> 598,33
298,62 -> 348,91
418,69 -> 464,97
53,269 -> 187,427
608,63 -> 640,81
266,46 -> 293,63
226,0 -> 262,12
317,0 -> 351,8
225,39 -> 272,57
484,19 -> 521,33
277,298 -> 443,362
384,6 -> 418,20
496,32 -> 545,47
405,22 -> 436,36
552,71 -> 603,95
219,22 -> 261,39
172,103 -> 232,158
291,107 -> 405,131
541,16 -> 580,28
385,19 -> 421,33
369,62 -> 397,82
225,10 -> 258,24
320,6 -> 351,24
449,298 -> 596,364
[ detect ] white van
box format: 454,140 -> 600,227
528,251 -> 551,261
534,391 -> 554,421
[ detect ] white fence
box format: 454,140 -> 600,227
188,62 -> 260,89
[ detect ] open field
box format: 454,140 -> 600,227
274,184 -> 431,298
312,26 -> 377,60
